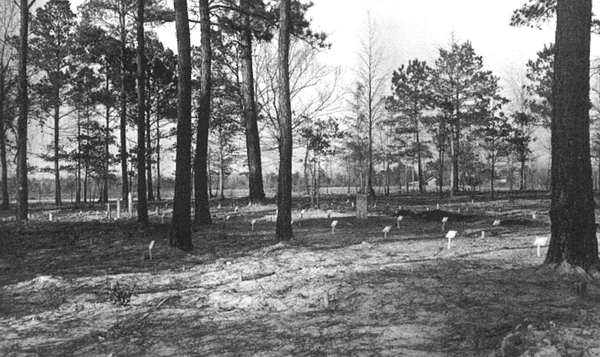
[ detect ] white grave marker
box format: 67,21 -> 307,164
442,216 -> 449,230
251,219 -> 257,231
382,225 -> 392,238
481,230 -> 485,238
116,200 -> 121,219
300,209 -> 306,219
49,213 -> 53,222
148,240 -> 155,260
331,220 -> 338,234
446,230 -> 457,249
493,219 -> 501,226
218,202 -> 222,209
327,209 -> 332,218
436,203 -> 440,210
534,236 -> 548,257
106,203 -> 111,219
234,206 -> 239,213
396,215 -> 404,228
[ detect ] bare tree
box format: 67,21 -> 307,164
545,0 -> 600,273
354,12 -> 387,198
15,0 -> 37,221
239,0 -> 265,204
136,0 -> 148,223
275,0 -> 292,241
0,0 -> 18,211
170,0 -> 193,250
193,0 -> 212,225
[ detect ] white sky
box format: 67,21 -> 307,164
306,0 -> 558,85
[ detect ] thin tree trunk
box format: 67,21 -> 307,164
416,130 -> 424,194
451,113 -> 460,195
239,0 -> 265,204
546,0 -> 600,271
170,0 -> 193,250
119,21 -> 129,203
193,0 -> 212,225
76,110 -> 81,205
136,0 -> 148,224
16,0 -> 31,221
146,97 -> 154,201
0,70 -> 9,210
276,0 -> 293,241
53,99 -> 62,206
156,114 -> 161,201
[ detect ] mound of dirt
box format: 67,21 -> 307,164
415,209 -> 477,223
501,218 -> 539,227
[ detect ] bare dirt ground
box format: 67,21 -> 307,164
2,193 -> 600,357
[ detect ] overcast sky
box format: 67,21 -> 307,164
306,0 -> 557,82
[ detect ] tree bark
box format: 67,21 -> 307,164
170,0 -> 193,251
146,102 -> 154,201
546,0 -> 600,271
136,0 -> 148,224
239,0 -> 266,204
53,100 -> 62,206
193,0 -> 212,225
276,0 -> 293,241
0,68 -> 9,210
16,0 -> 31,222
119,15 -> 129,204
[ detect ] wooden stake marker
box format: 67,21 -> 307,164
481,230 -> 485,238
116,200 -> 121,219
331,220 -> 338,234
382,225 -> 392,238
534,236 -> 548,257
49,213 -> 53,222
251,219 -> 257,231
446,230 -> 457,249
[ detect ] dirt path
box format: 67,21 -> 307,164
2,198 -> 600,356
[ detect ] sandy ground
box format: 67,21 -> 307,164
1,195 -> 600,357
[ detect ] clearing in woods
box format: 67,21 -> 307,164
1,192 -> 600,357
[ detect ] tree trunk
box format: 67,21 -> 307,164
239,0 -> 265,204
0,71 -> 9,210
75,110 -> 81,205
416,129 -> 424,194
451,115 -> 460,195
136,0 -> 148,224
146,96 -> 154,201
156,116 -> 161,201
119,21 -> 129,203
16,0 -> 31,221
53,99 -> 61,206
546,0 -> 600,272
170,0 -> 193,251
193,0 -> 212,225
276,0 -> 293,241
490,154 -> 496,199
